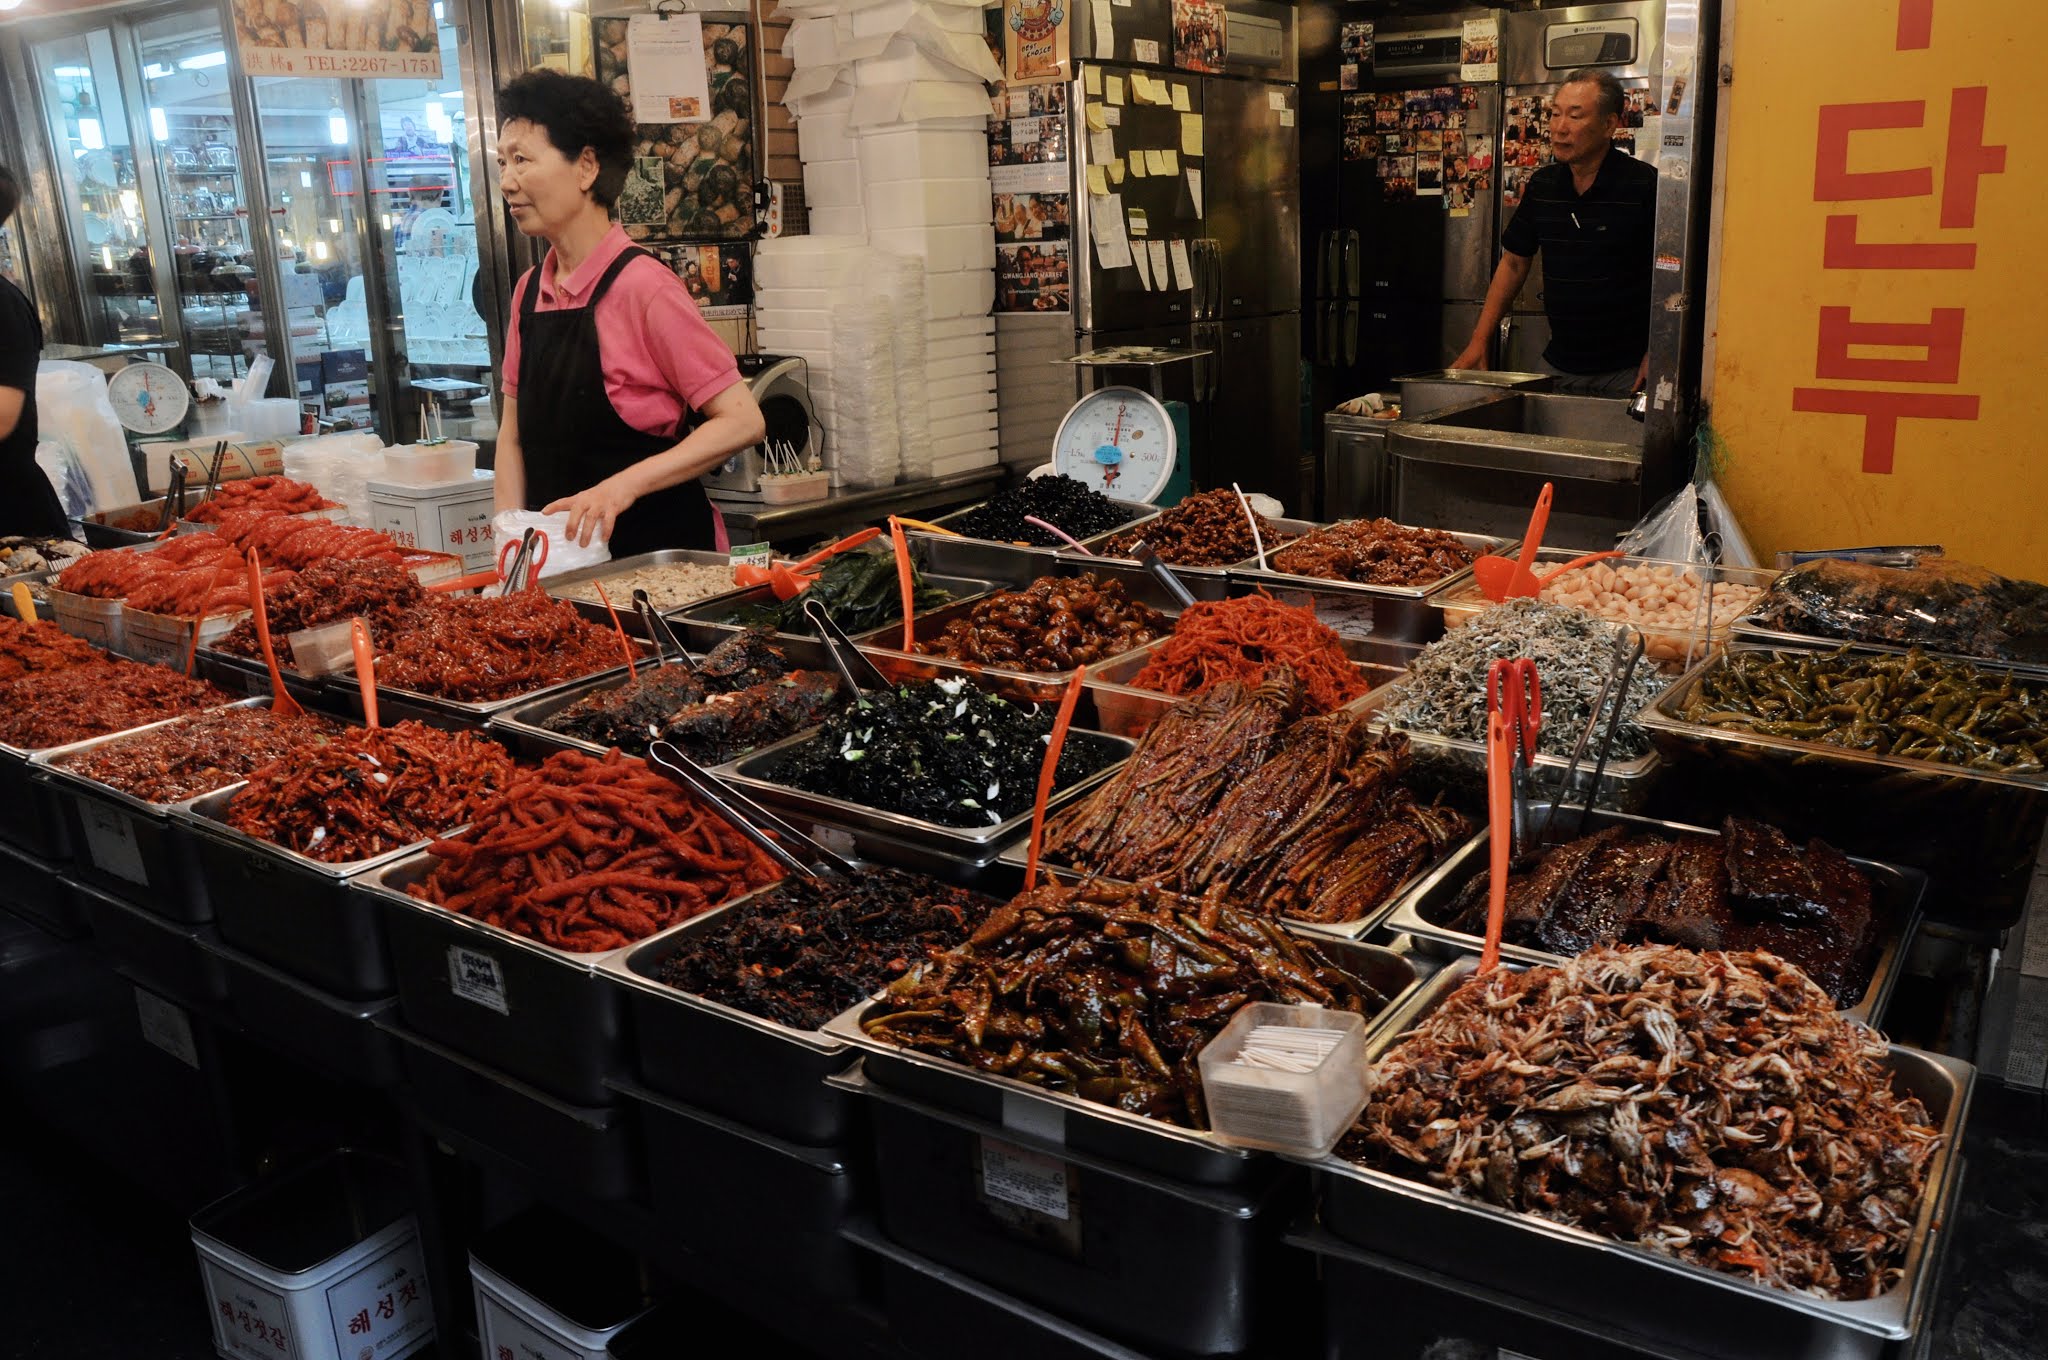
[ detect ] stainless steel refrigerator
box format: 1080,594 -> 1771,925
993,1 -> 1304,507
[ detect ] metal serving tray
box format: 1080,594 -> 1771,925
1727,616 -> 2048,681
356,848 -> 648,1107
487,634 -> 846,762
1076,512 -> 1319,580
1636,642 -> 2048,931
1304,955 -> 1973,1360
821,936 -> 1423,1187
899,535 -> 1062,588
1233,527 -> 1513,644
668,571 -> 997,653
33,698 -> 278,922
192,644 -> 331,704
0,566 -> 53,616
1380,804 -> 1926,1026
1083,632 -> 1417,743
714,724 -> 1134,858
82,499 -> 179,549
927,494 -> 1158,550
1353,673 -> 1663,814
543,549 -> 751,636
63,872 -> 228,1008
326,649 -> 658,728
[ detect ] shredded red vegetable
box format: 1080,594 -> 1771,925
1130,593 -> 1371,715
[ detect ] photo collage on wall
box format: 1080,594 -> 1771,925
652,244 -> 752,320
1501,87 -> 1653,208
1347,85 -> 1487,211
989,80 -> 1071,311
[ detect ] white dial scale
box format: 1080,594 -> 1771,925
1050,385 -> 1177,504
106,361 -> 191,435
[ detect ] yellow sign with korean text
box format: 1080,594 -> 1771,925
1708,2 -> 2045,577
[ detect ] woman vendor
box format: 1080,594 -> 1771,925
492,71 -> 764,553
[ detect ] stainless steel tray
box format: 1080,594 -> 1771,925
927,494 -> 1157,550
1231,526 -> 1510,604
82,499 -> 178,548
1379,804 -> 1926,1026
822,935 -> 1425,1187
1353,673 -> 1663,813
0,566 -> 53,616
1303,955 -> 1973,1359
331,650 -> 657,727
543,549 -> 752,636
670,571 -> 998,653
1083,632 -> 1417,743
1080,512 -> 1321,578
713,723 -> 1134,855
486,635 -> 846,762
899,536 -> 1062,588
1726,616 -> 2048,682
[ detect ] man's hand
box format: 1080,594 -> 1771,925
1451,342 -> 1490,372
543,476 -> 638,548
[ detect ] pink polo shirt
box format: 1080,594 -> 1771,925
501,224 -> 741,437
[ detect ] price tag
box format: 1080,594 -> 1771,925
979,1137 -> 1073,1220
729,542 -> 772,570
322,1237 -> 432,1360
447,945 -> 510,1014
202,1260 -> 298,1359
81,800 -> 148,884
137,988 -> 200,1067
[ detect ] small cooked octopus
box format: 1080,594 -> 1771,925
914,572 -> 1170,672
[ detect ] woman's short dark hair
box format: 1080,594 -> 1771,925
0,165 -> 20,226
496,70 -> 635,208
1561,68 -> 1625,121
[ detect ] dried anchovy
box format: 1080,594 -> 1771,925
863,877 -> 1395,1128
1677,645 -> 2048,774
1344,945 -> 1942,1301
557,562 -> 738,612
1381,599 -> 1666,759
653,867 -> 996,1030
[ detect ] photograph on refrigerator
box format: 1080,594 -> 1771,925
1171,0 -> 1225,75
997,241 -> 1070,312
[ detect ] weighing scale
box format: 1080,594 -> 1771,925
1046,347 -> 1209,507
106,361 -> 190,435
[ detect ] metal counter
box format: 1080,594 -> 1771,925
709,468 -> 1005,546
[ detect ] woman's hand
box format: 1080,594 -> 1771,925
544,476 -> 639,548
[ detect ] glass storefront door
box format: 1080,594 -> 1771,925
32,26 -> 168,348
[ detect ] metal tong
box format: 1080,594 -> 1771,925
497,527 -> 542,596
1681,490 -> 1725,671
201,439 -> 229,504
802,597 -> 888,695
645,739 -> 857,880
1534,627 -> 1648,844
632,588 -> 691,666
1129,541 -> 1197,608
157,460 -> 188,531
1485,658 -> 1542,858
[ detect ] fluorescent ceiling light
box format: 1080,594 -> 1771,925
52,64 -> 92,78
179,51 -> 227,71
149,107 -> 169,141
78,117 -> 105,150
143,62 -> 173,79
329,110 -> 349,144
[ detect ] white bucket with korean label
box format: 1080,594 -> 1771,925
468,1208 -> 657,1360
470,1260 -> 654,1359
190,1151 -> 434,1360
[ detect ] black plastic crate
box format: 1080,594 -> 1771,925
0,837 -> 83,938
64,874 -> 227,1009
212,936 -> 402,1088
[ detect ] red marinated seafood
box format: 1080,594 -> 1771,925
373,591 -> 631,702
1129,593 -> 1371,715
0,616 -> 107,681
0,661 -> 232,749
55,706 -> 343,804
184,476 -> 341,522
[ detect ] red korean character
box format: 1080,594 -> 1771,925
269,1325 -> 288,1352
1792,305 -> 1978,472
1896,0 -> 1931,50
449,529 -> 463,548
238,1310 -> 256,1335
398,1280 -> 420,1307
1814,87 -> 2007,269
219,1302 -> 236,1325
348,1308 -> 372,1335
376,1293 -> 396,1321
498,1348 -> 515,1360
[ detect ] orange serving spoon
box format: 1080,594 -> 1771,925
244,548 -> 305,718
1472,482 -> 1555,602
350,618 -> 379,729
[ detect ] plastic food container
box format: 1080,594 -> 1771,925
285,618 -> 359,676
380,439 -> 478,485
1199,1002 -> 1370,1156
120,606 -> 247,669
190,1150 -> 434,1360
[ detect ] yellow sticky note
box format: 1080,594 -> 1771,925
1128,153 -> 1149,178
1137,75 -> 1163,105
1180,113 -> 1203,157
1142,150 -> 1163,175
1160,150 -> 1179,175
1107,159 -> 1126,185
1171,84 -> 1191,113
1085,164 -> 1108,195
1084,67 -> 1103,96
1106,75 -> 1125,105
1085,104 -> 1109,132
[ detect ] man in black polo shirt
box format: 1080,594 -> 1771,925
1451,69 -> 1657,397
0,165 -> 69,536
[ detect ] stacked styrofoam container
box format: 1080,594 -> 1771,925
777,0 -> 1002,478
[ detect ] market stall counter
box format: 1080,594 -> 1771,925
710,467 -> 1004,546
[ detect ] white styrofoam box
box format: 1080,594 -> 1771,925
857,127 -> 991,183
924,337 -> 995,362
929,392 -> 998,422
850,0 -> 988,40
924,269 -> 996,319
870,223 -> 996,274
807,205 -> 870,237
802,158 -> 865,208
368,470 -> 497,570
754,236 -> 869,282
926,316 -> 995,338
863,178 -> 990,232
192,1156 -> 433,1360
852,34 -> 997,87
928,353 -> 996,380
935,429 -> 1000,456
751,306 -> 835,332
848,78 -> 993,128
932,450 -> 1001,474
927,373 -> 998,400
931,414 -> 998,440
752,286 -> 837,312
797,111 -> 856,163
755,330 -> 837,355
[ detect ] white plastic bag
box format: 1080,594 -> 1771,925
490,509 -> 610,580
1617,480 -> 1759,569
282,432 -> 386,526
35,360 -> 138,513
34,437 -> 96,521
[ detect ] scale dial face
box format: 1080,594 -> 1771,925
1050,385 -> 1176,504
106,361 -> 191,435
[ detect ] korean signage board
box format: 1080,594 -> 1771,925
1708,1 -> 2042,577
230,0 -> 443,78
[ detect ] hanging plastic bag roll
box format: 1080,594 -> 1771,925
490,509 -> 610,580
33,360 -> 139,514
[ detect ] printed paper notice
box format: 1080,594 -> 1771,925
1186,167 -> 1203,216
1085,163 -> 1108,195
1132,243 -> 1152,289
1171,84 -> 1192,113
1132,38 -> 1160,65
1089,128 -> 1115,163
1170,239 -> 1194,291
1146,239 -> 1170,286
1460,16 -> 1499,83
627,13 -> 711,123
1084,66 -> 1103,96
1181,113 -> 1203,157
1090,0 -> 1114,54
1089,192 -> 1134,269
980,1139 -> 1072,1220
1106,74 -> 1125,105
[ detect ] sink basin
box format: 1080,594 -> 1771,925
1421,392 -> 1646,446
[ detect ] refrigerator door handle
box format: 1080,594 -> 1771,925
1205,238 -> 1224,321
1343,230 -> 1361,299
1315,231 -> 1334,300
1342,302 -> 1360,369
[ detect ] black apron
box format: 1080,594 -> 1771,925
515,245 -> 716,557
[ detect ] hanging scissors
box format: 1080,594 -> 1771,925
1486,657 -> 1542,857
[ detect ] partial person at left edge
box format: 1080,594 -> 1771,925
491,70 -> 766,555
0,165 -> 70,538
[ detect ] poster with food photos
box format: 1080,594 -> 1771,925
997,241 -> 1071,312
228,0 -> 441,78
994,191 -> 1071,243
595,18 -> 755,240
